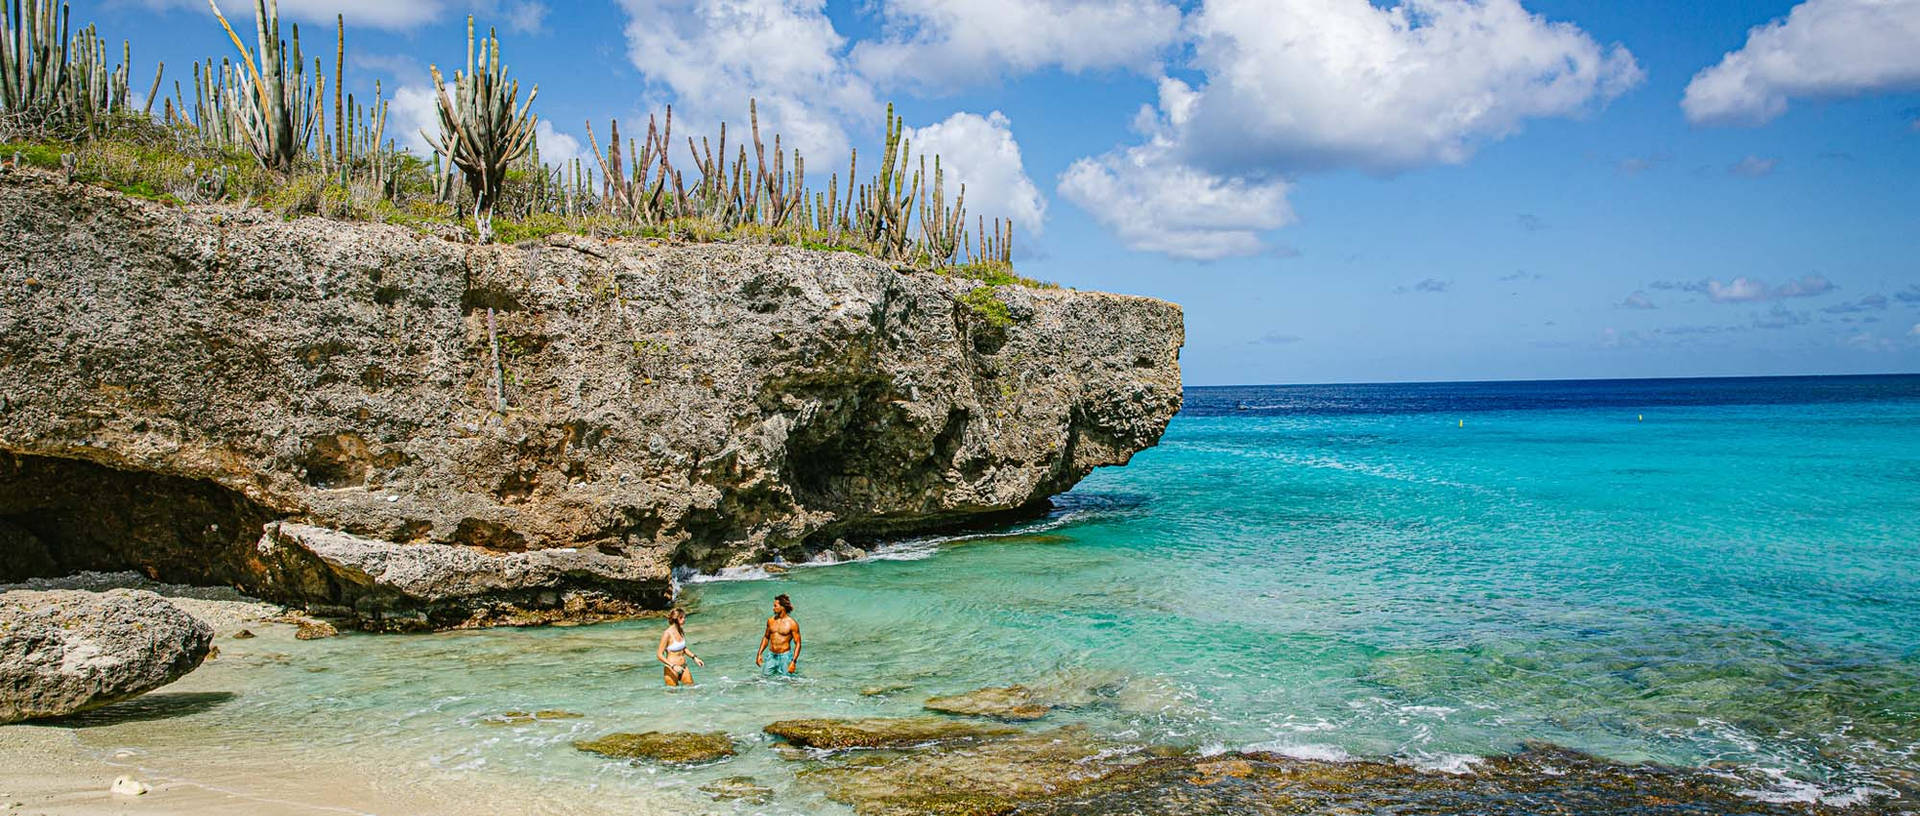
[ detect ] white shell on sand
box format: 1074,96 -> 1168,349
109,776 -> 150,796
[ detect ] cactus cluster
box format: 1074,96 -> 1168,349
7,3 -> 1022,273
0,0 -> 158,139
425,16 -> 537,237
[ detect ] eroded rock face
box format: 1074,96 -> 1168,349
0,172 -> 1183,627
0,589 -> 214,723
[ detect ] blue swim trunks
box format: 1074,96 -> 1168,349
764,651 -> 798,676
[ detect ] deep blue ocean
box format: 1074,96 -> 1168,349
63,374 -> 1920,814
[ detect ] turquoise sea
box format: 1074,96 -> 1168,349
52,375 -> 1920,813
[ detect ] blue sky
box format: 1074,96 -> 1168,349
76,0 -> 1920,385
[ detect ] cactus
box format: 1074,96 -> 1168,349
426,15 -> 538,234
1,1 -> 158,138
918,154 -> 965,263
209,0 -> 322,171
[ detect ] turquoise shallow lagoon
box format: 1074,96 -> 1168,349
52,375 -> 1920,813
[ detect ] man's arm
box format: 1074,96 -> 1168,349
756,620 -> 770,665
788,622 -> 800,667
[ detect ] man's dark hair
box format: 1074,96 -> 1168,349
774,594 -> 793,613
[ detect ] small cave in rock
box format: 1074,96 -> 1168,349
782,380 -> 971,516
0,451 -> 280,586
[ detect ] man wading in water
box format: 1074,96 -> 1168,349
756,594 -> 801,676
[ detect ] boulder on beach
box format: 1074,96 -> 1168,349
0,589 -> 215,723
572,731 -> 736,764
764,717 -> 1018,751
923,685 -> 1053,721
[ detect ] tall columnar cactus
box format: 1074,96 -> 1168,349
918,154 -> 965,263
209,0 -> 323,172
1,1 -> 157,137
0,0 -> 71,120
860,103 -> 920,259
426,15 -> 538,233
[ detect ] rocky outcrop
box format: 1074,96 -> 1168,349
0,589 -> 215,722
0,171 -> 1182,628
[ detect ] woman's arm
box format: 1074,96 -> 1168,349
656,629 -> 672,666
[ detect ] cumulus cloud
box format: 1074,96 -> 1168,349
1061,0 -> 1640,259
905,111 -> 1046,238
389,84 -> 440,155
1057,93 -> 1294,261
1619,291 -> 1657,309
851,0 -> 1182,91
1682,0 -> 1920,125
164,0 -> 547,31
1172,0 -> 1643,175
616,0 -> 876,161
1728,155 -> 1780,177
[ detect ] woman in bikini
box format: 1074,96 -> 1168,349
657,608 -> 704,686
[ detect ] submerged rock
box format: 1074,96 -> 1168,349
572,731 -> 735,764
797,726 -> 1132,815
0,589 -> 214,723
764,717 -> 1019,750
699,776 -> 775,804
480,709 -> 583,726
924,685 -> 1054,721
859,683 -> 912,697
0,171 -> 1184,628
794,729 -> 1861,816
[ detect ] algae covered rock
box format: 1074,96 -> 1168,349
0,589 -> 214,723
572,731 -> 735,764
796,726 -> 1131,815
764,717 -> 1018,750
924,685 -> 1053,721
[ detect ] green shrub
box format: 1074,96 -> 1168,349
960,286 -> 1013,328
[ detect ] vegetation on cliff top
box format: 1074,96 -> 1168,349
0,0 -> 1041,292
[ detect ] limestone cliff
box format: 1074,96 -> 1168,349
0,170 -> 1183,629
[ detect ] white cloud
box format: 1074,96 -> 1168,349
903,111 -> 1046,241
1909,323 -> 1920,337
533,120 -> 588,167
615,0 -> 875,162
1061,0 -> 1640,259
1173,0 -> 1643,174
389,84 -> 440,156
165,1 -> 548,32
1619,291 -> 1657,309
1058,132 -> 1294,261
1683,0 -> 1920,125
1708,277 -> 1772,302
850,0 -> 1182,91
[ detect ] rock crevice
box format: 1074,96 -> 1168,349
0,171 -> 1183,628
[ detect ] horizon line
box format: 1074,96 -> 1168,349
1186,370 -> 1920,390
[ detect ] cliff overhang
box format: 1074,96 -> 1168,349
0,170 -> 1183,629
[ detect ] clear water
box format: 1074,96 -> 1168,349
56,375 -> 1920,813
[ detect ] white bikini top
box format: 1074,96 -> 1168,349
667,639 -> 687,653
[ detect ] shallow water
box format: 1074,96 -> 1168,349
49,375 -> 1920,813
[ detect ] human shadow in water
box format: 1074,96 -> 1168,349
41,692 -> 237,728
